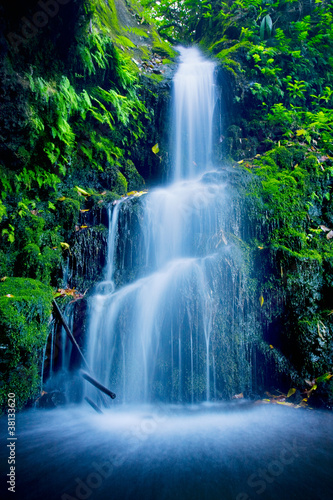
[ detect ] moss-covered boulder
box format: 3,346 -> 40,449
0,277 -> 53,412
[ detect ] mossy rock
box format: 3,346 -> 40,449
122,159 -> 145,191
114,170 -> 128,195
0,278 -> 53,411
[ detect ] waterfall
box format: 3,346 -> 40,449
172,47 -> 215,180
86,47 -> 256,403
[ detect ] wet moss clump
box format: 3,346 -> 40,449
0,277 -> 53,412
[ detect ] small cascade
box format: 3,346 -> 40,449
105,200 -> 124,285
85,47 -> 258,404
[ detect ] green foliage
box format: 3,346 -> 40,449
0,278 -> 53,411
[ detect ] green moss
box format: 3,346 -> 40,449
114,170 -> 128,195
122,160 -> 145,191
151,29 -> 177,58
0,278 -> 53,411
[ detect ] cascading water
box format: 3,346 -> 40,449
172,47 -> 215,180
86,47 -> 257,404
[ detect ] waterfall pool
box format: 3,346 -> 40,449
1,402 -> 332,500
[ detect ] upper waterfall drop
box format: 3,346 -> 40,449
172,47 -> 216,180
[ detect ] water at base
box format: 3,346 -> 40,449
2,404 -> 332,500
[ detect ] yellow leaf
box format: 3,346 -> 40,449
6,294 -> 14,297
258,246 -> 264,250
152,143 -> 159,154
75,186 -> 91,196
296,129 -> 306,136
57,196 -> 66,201
259,295 -> 264,307
269,345 -> 274,349
1,276 -> 7,281
80,209 -> 90,213
133,191 -> 148,197
80,225 -> 88,229
127,191 -> 137,196
237,160 -> 244,164
287,388 -> 296,398
60,242 -> 70,251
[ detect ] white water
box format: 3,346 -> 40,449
86,47 -> 252,404
172,47 -> 215,180
3,404 -> 332,500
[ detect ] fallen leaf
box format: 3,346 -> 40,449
232,393 -> 244,399
287,388 -> 296,398
75,186 -> 91,196
57,196 -> 66,201
319,225 -> 331,232
259,295 -> 264,307
6,294 -> 14,297
237,160 -> 244,164
60,242 -> 70,251
326,230 -> 333,239
1,276 -> 7,281
80,209 -> 90,213
269,344 -> 274,349
152,143 -> 159,154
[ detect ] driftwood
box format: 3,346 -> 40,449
52,300 -> 116,404
81,372 -> 116,399
85,397 -> 103,414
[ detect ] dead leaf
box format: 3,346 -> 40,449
287,388 -> 296,398
60,242 -> 70,251
152,143 -> 159,154
326,230 -> 333,239
75,186 -> 91,196
259,295 -> 264,307
232,393 -> 244,399
1,276 -> 7,281
319,225 -> 331,232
